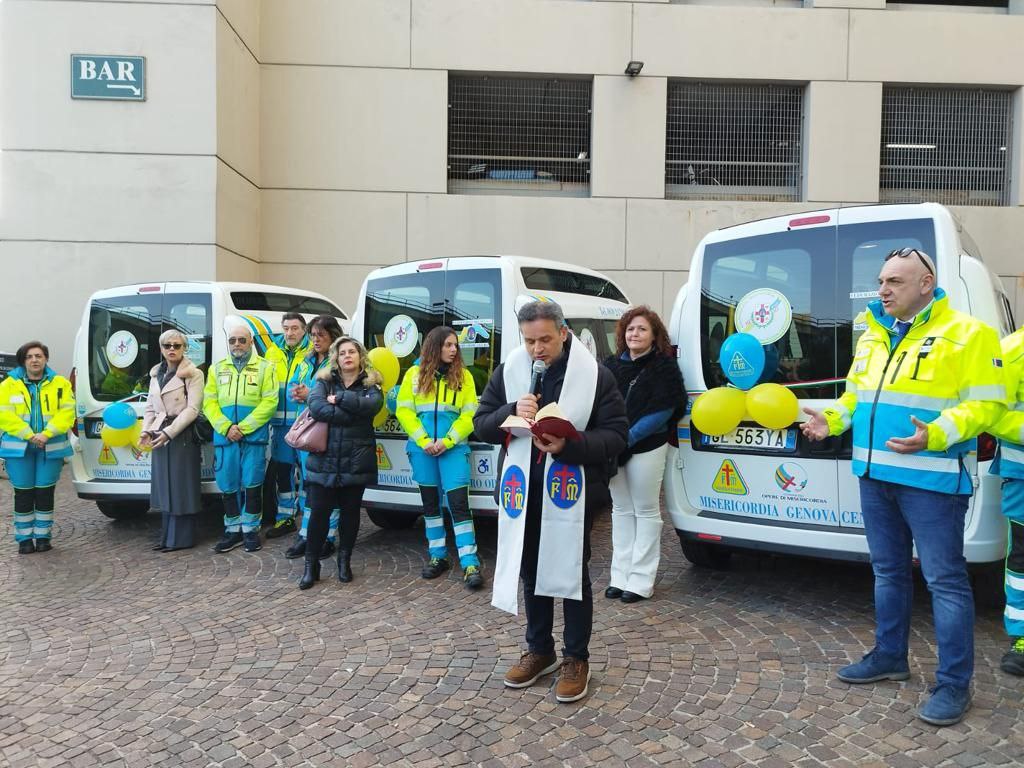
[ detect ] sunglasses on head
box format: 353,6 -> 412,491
228,337 -> 249,345
161,342 -> 184,350
885,247 -> 934,276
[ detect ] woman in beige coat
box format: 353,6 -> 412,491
140,329 -> 205,551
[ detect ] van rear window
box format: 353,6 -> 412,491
87,294 -> 212,402
699,218 -> 935,400
521,268 -> 626,303
230,292 -> 346,318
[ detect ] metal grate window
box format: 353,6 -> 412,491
666,81 -> 803,202
880,87 -> 1012,207
448,74 -> 591,197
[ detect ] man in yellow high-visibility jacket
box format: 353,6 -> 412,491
203,324 -> 278,554
803,247 -> 1006,727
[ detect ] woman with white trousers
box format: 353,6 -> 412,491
604,307 -> 685,603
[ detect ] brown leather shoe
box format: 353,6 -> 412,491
503,651 -> 559,689
555,657 -> 591,703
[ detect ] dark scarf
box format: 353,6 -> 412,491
605,348 -> 685,426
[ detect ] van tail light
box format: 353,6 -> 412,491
697,533 -> 723,542
977,432 -> 996,463
788,214 -> 830,228
69,367 -> 78,437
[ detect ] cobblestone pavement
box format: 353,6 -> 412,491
1,478 -> 1022,768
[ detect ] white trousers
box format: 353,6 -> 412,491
608,444 -> 668,598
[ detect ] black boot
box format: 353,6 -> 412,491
298,554 -> 321,590
337,549 -> 353,583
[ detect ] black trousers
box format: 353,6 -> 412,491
521,495 -> 595,661
306,483 -> 364,555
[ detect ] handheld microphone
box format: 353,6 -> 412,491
530,360 -> 547,396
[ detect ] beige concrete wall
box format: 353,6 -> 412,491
591,76 -> 667,200
803,81 -> 882,204
260,66 -> 447,193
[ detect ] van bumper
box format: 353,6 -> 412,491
73,477 -> 221,501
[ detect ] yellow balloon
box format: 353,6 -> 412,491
101,422 -> 140,448
367,347 -> 400,392
691,387 -> 747,437
372,405 -> 389,429
746,383 -> 799,430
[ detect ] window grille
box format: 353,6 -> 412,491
448,74 -> 591,197
666,81 -> 802,202
880,86 -> 1012,207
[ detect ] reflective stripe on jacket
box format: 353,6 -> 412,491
265,338 -> 311,425
202,353 -> 278,445
823,288 -> 1007,494
395,366 -> 478,451
992,328 -> 1024,479
0,366 -> 75,459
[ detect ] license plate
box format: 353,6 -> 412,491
375,418 -> 406,436
701,426 -> 796,451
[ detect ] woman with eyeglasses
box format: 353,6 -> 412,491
140,329 -> 206,551
299,336 -> 383,589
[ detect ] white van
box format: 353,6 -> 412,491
349,255 -> 630,528
70,281 -> 349,519
666,203 -> 1015,586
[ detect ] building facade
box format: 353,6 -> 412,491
3,0 -> 1023,370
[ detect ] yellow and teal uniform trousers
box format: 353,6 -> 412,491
396,366 -> 480,568
0,367 -> 75,543
992,327 -> 1024,637
292,352 -> 339,543
203,353 -> 278,534
266,339 -> 311,526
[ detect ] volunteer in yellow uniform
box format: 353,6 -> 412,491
0,341 -> 75,554
203,325 -> 278,554
803,247 -> 1006,726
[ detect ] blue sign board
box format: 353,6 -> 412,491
71,54 -> 145,101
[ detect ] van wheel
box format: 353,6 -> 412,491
970,563 -> 1005,610
367,509 -> 418,530
680,538 -> 732,569
97,501 -> 149,520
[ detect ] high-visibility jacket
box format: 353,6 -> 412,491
265,338 -> 311,426
992,328 -> 1024,480
202,352 -> 278,445
0,366 -> 75,459
823,288 -> 1007,495
396,366 -> 478,451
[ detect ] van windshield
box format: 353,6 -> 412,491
87,293 -> 213,402
699,218 -> 936,400
363,269 -> 502,428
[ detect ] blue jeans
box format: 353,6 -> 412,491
859,477 -> 974,689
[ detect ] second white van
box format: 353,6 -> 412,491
349,255 -> 630,528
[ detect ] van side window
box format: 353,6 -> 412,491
230,291 -> 346,319
521,268 -> 627,303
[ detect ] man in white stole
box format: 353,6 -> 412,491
473,301 -> 628,703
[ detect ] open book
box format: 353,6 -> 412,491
500,402 -> 580,441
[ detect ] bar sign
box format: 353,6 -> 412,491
71,54 -> 145,101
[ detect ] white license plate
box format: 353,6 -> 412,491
376,418 -> 406,435
701,427 -> 796,451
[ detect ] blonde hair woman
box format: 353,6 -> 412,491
299,336 -> 383,589
140,329 -> 205,551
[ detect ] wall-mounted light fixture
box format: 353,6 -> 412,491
624,61 -> 644,77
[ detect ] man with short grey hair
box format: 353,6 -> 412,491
203,324 -> 279,553
474,300 -> 627,703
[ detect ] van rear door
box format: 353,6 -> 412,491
361,262 -> 503,496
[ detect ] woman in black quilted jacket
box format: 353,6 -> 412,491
300,336 -> 383,589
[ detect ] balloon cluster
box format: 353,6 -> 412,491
366,347 -> 400,427
690,332 -> 799,436
100,402 -> 142,448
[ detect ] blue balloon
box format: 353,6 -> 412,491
385,385 -> 399,415
102,402 -> 137,430
758,344 -> 781,384
719,333 -> 765,391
